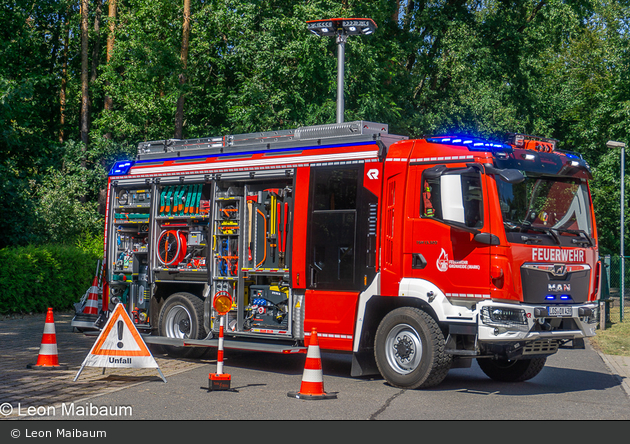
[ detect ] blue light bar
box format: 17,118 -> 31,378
545,295 -> 556,300
556,150 -> 583,160
109,160 -> 133,176
426,136 -> 512,152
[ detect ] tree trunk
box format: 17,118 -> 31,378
59,5 -> 70,143
91,0 -> 103,83
104,0 -> 117,140
174,0 -> 191,139
80,0 -> 89,148
104,0 -> 116,111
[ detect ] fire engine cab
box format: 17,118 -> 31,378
103,120 -> 600,389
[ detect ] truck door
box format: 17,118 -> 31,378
303,164 -> 378,350
406,164 -> 492,299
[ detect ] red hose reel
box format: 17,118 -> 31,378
157,230 -> 187,266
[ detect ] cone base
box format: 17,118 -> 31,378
209,373 -> 232,391
27,363 -> 69,370
287,391 -> 337,400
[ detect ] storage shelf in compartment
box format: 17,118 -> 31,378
242,268 -> 289,274
114,219 -> 150,224
116,204 -> 151,209
154,267 -> 208,272
155,215 -> 209,220
116,249 -> 149,253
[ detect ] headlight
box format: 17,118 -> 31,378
481,306 -> 528,330
580,306 -> 598,324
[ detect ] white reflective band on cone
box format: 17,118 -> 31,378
306,347 -> 321,360
39,344 -> 58,355
301,368 -> 324,383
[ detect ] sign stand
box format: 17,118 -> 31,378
74,303 -> 166,383
209,292 -> 232,391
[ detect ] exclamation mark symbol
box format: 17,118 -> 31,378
117,320 -> 124,348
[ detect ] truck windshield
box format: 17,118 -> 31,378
496,175 -> 593,246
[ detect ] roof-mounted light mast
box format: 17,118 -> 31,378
307,18 -> 377,124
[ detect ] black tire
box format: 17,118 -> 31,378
374,307 -> 452,389
158,292 -> 207,359
477,357 -> 547,382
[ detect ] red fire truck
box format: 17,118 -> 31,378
103,120 -> 600,388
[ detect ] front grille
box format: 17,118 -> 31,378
521,263 -> 590,304
523,339 -> 559,356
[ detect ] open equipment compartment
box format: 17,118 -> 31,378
153,181 -> 212,281
108,184 -> 153,330
209,176 -> 294,337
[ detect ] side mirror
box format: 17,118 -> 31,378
423,165 -> 448,180
483,165 -> 525,184
474,232 -> 500,245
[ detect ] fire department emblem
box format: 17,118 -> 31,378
437,249 -> 449,272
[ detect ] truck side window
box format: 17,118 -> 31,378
422,177 -> 442,219
421,170 -> 484,229
462,174 -> 483,229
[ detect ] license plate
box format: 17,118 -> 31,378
547,306 -> 572,317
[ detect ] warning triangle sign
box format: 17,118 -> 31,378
74,303 -> 165,382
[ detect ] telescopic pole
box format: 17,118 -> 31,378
336,33 -> 346,124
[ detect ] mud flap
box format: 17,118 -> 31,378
351,351 -> 380,377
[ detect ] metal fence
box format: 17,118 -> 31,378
601,255 -> 630,322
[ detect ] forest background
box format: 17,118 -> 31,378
1,0 -> 629,308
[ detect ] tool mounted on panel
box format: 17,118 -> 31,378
256,208 -> 267,269
278,201 -> 289,268
264,189 -> 282,264
246,195 -> 257,262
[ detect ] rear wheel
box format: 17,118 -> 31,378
374,307 -> 452,389
477,357 -> 547,382
158,292 -> 207,359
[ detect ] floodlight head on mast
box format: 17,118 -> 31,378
306,18 -> 376,124
307,18 -> 377,38
606,140 -> 626,149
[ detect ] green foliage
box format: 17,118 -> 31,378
0,0 -> 629,267
590,307 -> 630,357
75,231 -> 105,258
0,244 -> 100,314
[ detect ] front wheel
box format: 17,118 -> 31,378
374,307 -> 452,389
158,292 -> 207,359
477,357 -> 547,382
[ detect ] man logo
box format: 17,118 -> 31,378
548,283 -> 571,292
552,264 -> 567,277
367,169 -> 379,180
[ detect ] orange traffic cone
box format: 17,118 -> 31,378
287,328 -> 337,400
27,308 -> 68,370
71,275 -> 100,331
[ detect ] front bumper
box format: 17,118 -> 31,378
470,301 -> 598,359
477,301 -> 598,345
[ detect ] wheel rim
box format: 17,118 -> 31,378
164,304 -> 193,339
385,323 -> 423,374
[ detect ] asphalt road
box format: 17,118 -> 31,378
21,343 -> 630,421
